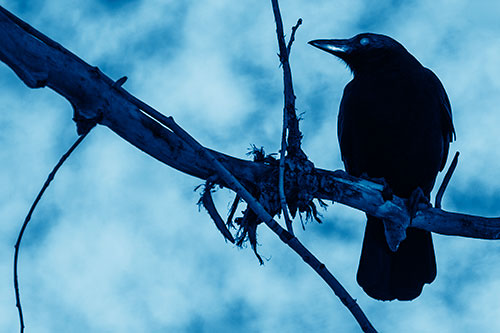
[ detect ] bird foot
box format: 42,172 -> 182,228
359,173 -> 394,201
407,187 -> 430,220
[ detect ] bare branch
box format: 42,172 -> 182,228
315,169 -> 500,242
200,182 -> 236,243
1,5 -> 498,243
273,13 -> 304,236
14,131 -> 91,333
275,18 -> 303,236
287,18 -> 303,55
163,113 -> 377,333
0,7 -> 264,185
270,1 -> 303,157
227,194 -> 241,228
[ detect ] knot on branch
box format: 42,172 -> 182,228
247,146 -> 323,222
240,149 -> 324,254
198,147 -> 326,264
72,106 -> 102,135
283,154 -> 323,223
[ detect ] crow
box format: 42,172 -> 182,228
309,33 -> 455,301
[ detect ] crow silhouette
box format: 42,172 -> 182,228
309,33 -> 455,301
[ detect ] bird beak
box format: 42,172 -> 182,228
308,39 -> 351,57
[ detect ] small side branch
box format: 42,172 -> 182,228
13,131 -> 90,333
200,182 -> 235,243
270,0 -> 303,156
277,19 -> 303,236
287,18 -> 303,55
227,194 -> 241,228
273,8 -> 303,235
435,151 -> 459,208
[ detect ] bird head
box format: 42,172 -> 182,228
309,33 -> 415,74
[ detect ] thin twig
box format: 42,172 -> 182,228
270,1 -> 302,156
435,151 -> 460,209
278,19 -> 302,235
287,18 -> 303,55
277,17 -> 303,235
164,115 -> 377,333
13,131 -> 90,333
227,194 -> 241,228
201,182 -> 235,243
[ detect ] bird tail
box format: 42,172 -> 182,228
356,215 -> 436,301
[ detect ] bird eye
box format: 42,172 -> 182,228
360,37 -> 370,46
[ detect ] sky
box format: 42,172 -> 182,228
1,0 -> 500,332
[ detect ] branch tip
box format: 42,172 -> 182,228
435,151 -> 460,208
113,76 -> 128,88
287,18 -> 303,55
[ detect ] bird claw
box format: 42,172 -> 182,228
407,187 -> 430,220
359,173 -> 394,201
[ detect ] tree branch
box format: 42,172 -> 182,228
0,3 -> 498,247
270,2 -> 303,157
0,2 -> 498,253
272,11 -> 303,236
276,18 -> 303,234
435,151 -> 459,209
163,114 -> 376,333
287,18 -> 303,55
315,169 -> 500,241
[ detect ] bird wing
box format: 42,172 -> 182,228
423,68 -> 456,170
337,81 -> 353,174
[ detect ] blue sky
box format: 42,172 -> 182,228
1,0 -> 500,332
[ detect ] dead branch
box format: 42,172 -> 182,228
270,1 -> 303,157
165,114 -> 376,333
1,1 -> 499,258
13,130 -> 91,333
276,17 -> 303,235
200,181 -> 236,243
1,3 -> 499,261
435,151 -> 460,208
287,19 -> 303,55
